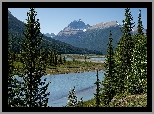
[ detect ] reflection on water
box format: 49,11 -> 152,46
14,70 -> 105,107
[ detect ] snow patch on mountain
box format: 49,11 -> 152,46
83,29 -> 86,32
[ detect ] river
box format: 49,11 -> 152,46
44,70 -> 105,107
14,70 -> 105,107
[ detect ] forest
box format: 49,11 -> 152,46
8,8 -> 147,107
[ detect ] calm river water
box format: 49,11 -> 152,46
43,70 -> 105,107
15,70 -> 105,107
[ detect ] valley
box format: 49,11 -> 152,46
7,8 -> 147,108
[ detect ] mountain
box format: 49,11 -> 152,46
8,10 -> 102,55
57,19 -> 91,36
44,33 -> 56,38
52,20 -> 146,54
53,21 -> 122,54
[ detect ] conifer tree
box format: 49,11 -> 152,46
129,9 -> 147,94
76,97 -> 83,107
53,49 -> 58,66
48,49 -> 54,66
101,30 -> 116,106
137,9 -> 144,36
114,8 -> 135,94
66,86 -> 83,107
59,54 -> 63,64
63,56 -> 66,64
94,70 -> 101,107
8,33 -> 22,107
41,48 -> 50,67
19,8 -> 50,107
66,86 -> 78,107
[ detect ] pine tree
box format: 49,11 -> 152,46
8,33 -> 22,107
94,70 -> 102,107
101,30 -> 116,106
76,97 -> 83,107
63,56 -> 66,64
131,35 -> 147,94
129,9 -> 147,94
59,54 -> 63,64
137,9 -> 144,36
66,86 -> 78,107
114,8 -> 135,95
53,49 -> 58,66
19,8 -> 50,107
65,86 -> 84,107
48,49 -> 54,66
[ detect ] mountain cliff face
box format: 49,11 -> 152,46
57,19 -> 91,36
87,21 -> 120,30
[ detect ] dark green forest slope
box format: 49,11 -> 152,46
8,10 -> 102,55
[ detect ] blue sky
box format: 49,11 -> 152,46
8,8 -> 147,35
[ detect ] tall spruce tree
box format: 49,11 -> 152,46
129,9 -> 147,94
19,8 -> 50,107
114,8 -> 135,95
59,54 -> 63,64
101,30 -> 116,106
137,9 -> 144,36
48,49 -> 53,66
63,56 -> 66,64
94,70 -> 102,107
54,51 -> 58,66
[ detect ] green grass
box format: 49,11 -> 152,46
13,59 -> 105,75
62,54 -> 105,60
46,61 -> 105,75
14,61 -> 23,68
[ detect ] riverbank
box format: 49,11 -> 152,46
46,60 -> 105,75
14,60 -> 105,75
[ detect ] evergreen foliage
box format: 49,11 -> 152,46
8,33 -> 22,107
59,54 -> 63,64
101,30 -> 117,106
48,49 -> 54,66
66,86 -> 77,107
137,9 -> 144,36
129,9 -> 147,94
8,10 -> 101,55
8,8 -> 147,107
63,56 -> 66,63
94,70 -> 102,107
54,50 -> 58,66
18,8 -> 50,107
114,8 -> 135,95
66,86 -> 83,107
